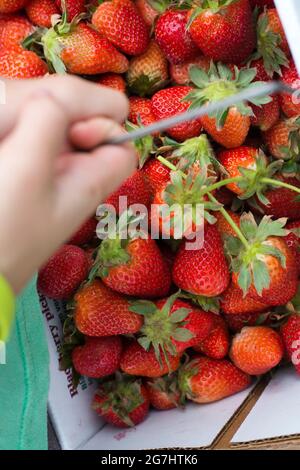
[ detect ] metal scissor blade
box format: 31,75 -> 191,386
104,81 -> 292,147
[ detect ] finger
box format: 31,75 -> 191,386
2,76 -> 129,139
1,91 -> 69,177
69,117 -> 127,150
53,144 -> 137,235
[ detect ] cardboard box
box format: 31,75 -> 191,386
43,0 -> 300,451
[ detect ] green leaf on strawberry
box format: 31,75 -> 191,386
125,120 -> 156,168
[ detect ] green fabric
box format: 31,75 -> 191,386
0,278 -> 49,450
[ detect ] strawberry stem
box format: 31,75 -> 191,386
157,156 -> 250,249
200,176 -> 244,195
261,178 -> 300,195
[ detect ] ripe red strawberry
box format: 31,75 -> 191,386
144,373 -> 180,411
38,245 -> 89,300
55,0 -> 86,21
0,0 -> 28,13
256,176 -> 300,220
136,0 -> 159,27
68,217 -> 97,246
170,56 -> 210,86
221,283 -> 270,316
120,341 -> 181,377
127,40 -> 168,97
263,117 -> 300,162
193,315 -> 230,360
92,0 -> 149,56
93,375 -> 150,427
151,86 -> 203,142
215,210 -> 241,238
279,60 -> 300,118
130,294 -> 214,359
224,311 -> 266,332
97,73 -> 126,93
285,220 -> 300,274
129,96 -> 157,130
141,158 -> 171,195
173,223 -> 230,297
252,7 -> 289,78
94,228 -> 172,298
179,356 -> 251,403
230,326 -> 284,375
187,0 -> 256,64
74,280 -> 143,337
0,14 -> 35,50
26,0 -> 59,28
251,94 -> 280,131
281,314 -> 300,375
105,170 -> 152,214
72,336 -> 122,379
186,63 -> 270,149
155,10 -> 198,65
0,45 -> 48,78
229,214 -> 298,306
249,58 -> 270,82
215,187 -> 235,207
42,21 -> 129,74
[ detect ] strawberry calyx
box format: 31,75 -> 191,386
277,116 -> 300,176
125,120 -> 156,168
187,0 -> 236,27
185,62 -> 271,129
179,291 -> 220,314
251,8 -> 289,77
130,292 -> 194,365
147,0 -> 174,13
177,358 -> 199,403
93,373 -> 145,427
148,372 -> 181,407
225,213 -> 288,296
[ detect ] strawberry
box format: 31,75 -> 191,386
151,86 -> 203,142
251,94 -> 280,131
0,44 -> 48,78
221,282 -> 269,316
105,171 -> 152,214
97,73 -> 126,93
144,373 -> 180,410
279,60 -> 300,118
155,9 -> 198,65
42,21 -> 129,75
141,158 -> 171,195
248,58 -> 270,82
251,7 -> 289,78
38,245 -> 89,300
179,356 -> 251,403
93,215 -> 171,298
186,63 -> 270,149
72,336 -> 122,379
193,315 -> 230,360
93,374 -> 150,427
215,187 -> 235,207
263,117 -> 300,172
255,176 -> 300,221
228,214 -> 298,306
68,217 -> 97,246
187,0 -> 256,64
92,0 -> 149,56
281,314 -> 300,375
224,311 -> 266,332
127,40 -> 168,97
170,56 -> 210,86
130,293 -> 214,360
230,326 -> 284,375
285,220 -> 300,274
215,210 -> 241,238
0,0 -> 28,13
120,340 -> 181,377
129,96 -> 157,129
26,0 -> 59,28
0,14 -> 35,50
74,280 -> 143,337
135,0 -> 160,27
55,0 -> 86,21
173,223 -> 230,298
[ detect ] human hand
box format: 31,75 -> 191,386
0,75 -> 137,293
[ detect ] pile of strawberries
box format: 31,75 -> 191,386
2,0 -> 300,429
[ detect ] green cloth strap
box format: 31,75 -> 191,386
0,278 -> 49,450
